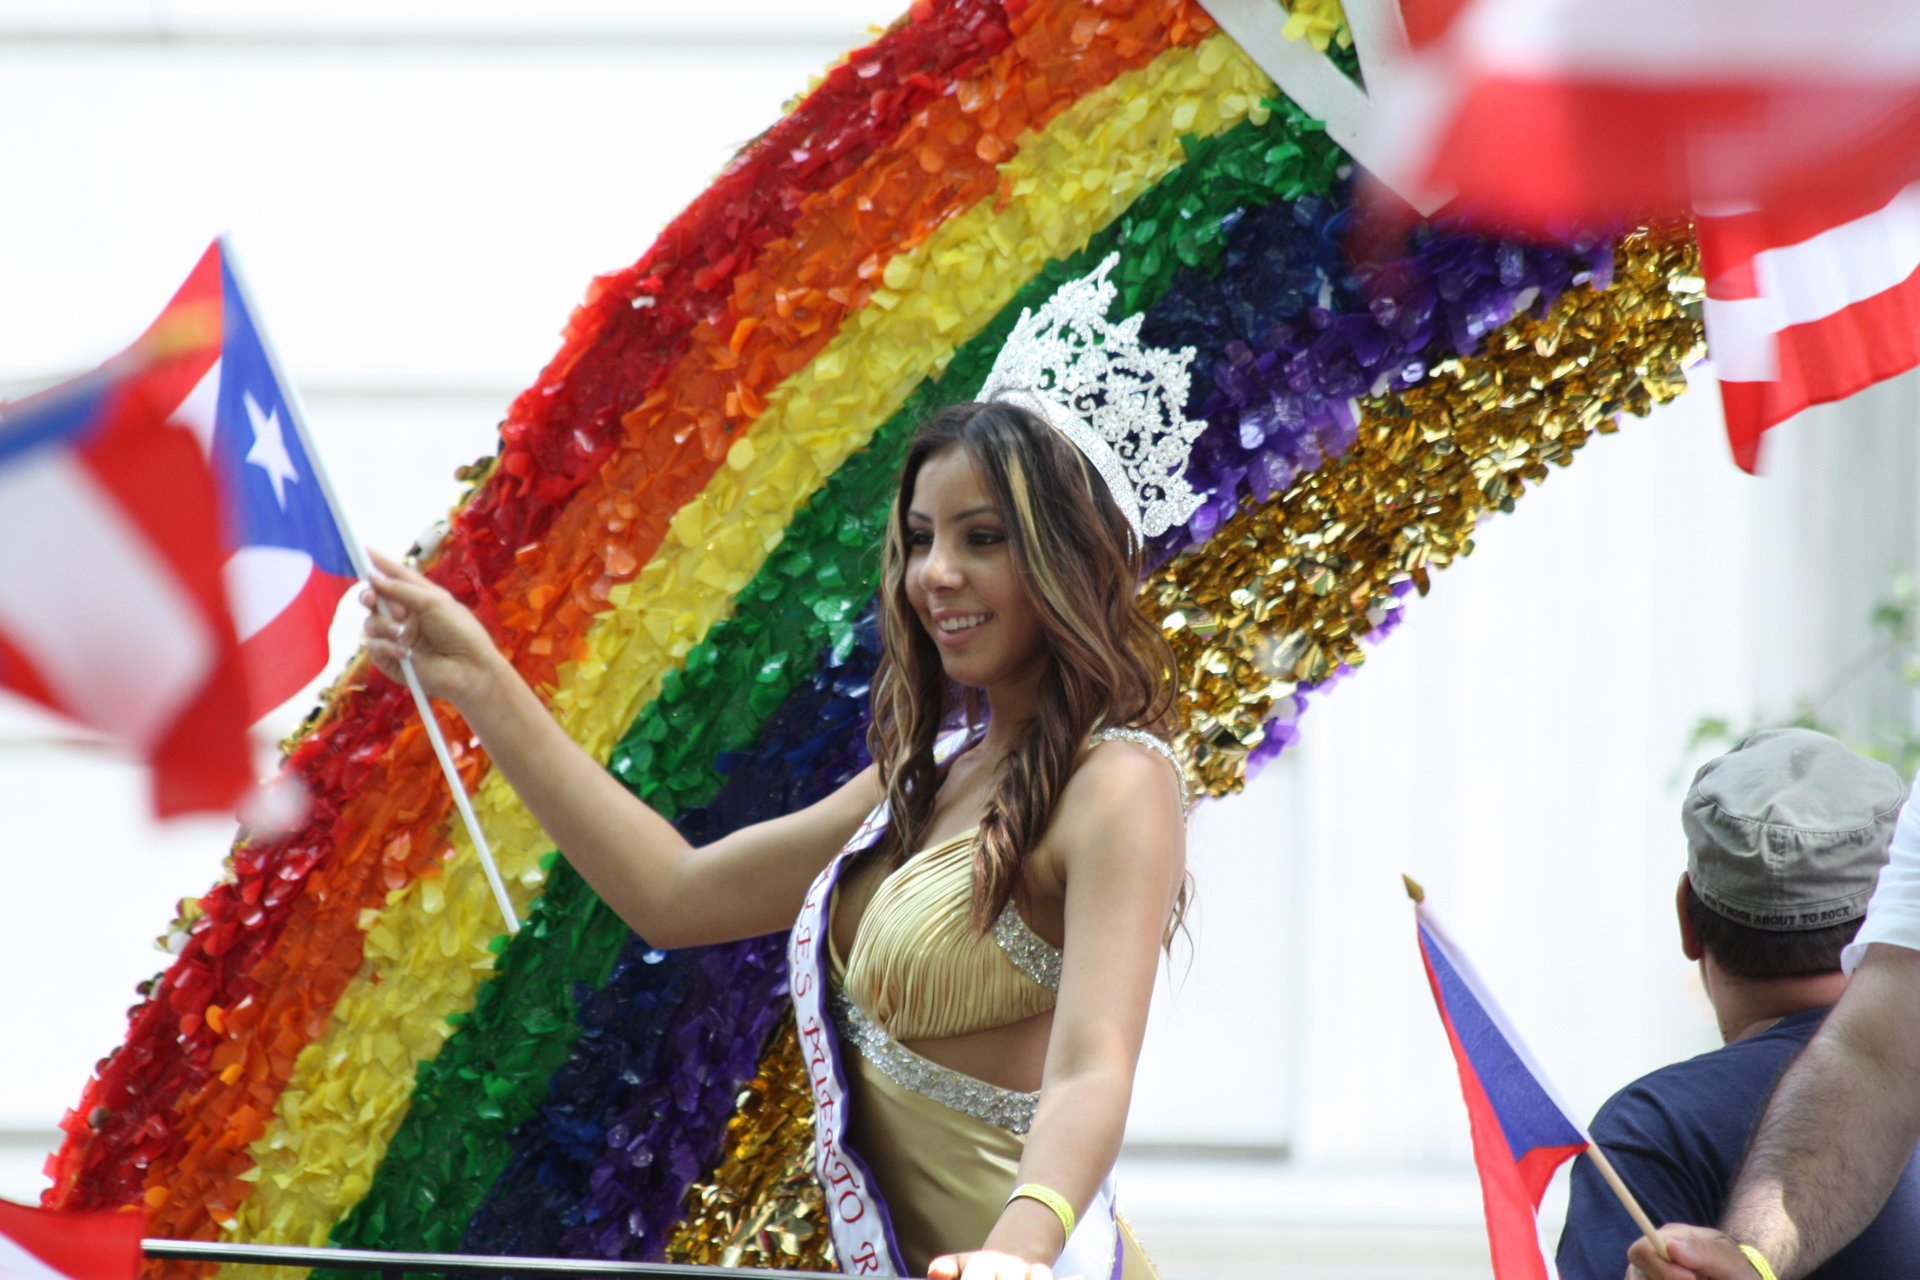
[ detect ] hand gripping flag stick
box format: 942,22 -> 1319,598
1403,874 -> 1665,1274
221,236 -> 520,935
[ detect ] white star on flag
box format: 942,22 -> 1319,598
243,390 -> 299,507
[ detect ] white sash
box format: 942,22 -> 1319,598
790,804 -> 903,1276
788,782 -> 1124,1280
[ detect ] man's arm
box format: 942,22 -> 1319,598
1627,944 -> 1920,1279
1723,945 -> 1920,1270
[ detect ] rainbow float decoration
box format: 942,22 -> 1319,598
44,1 -> 1703,1274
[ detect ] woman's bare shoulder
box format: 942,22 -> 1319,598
1039,733 -> 1185,881
1077,733 -> 1181,798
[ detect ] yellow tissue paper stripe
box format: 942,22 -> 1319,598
1281,0 -> 1351,52
219,32 -> 1272,1264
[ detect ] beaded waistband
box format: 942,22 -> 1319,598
830,991 -> 1039,1134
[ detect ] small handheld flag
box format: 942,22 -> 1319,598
139,240 -> 358,719
2,240 -> 518,930
1405,876 -> 1667,1278
202,238 -> 522,935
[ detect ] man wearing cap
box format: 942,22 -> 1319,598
1629,740 -> 1920,1280
1555,728 -> 1919,1280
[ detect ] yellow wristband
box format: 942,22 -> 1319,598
1737,1244 -> 1779,1280
1006,1183 -> 1075,1241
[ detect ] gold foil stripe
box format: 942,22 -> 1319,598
667,1014 -> 835,1272
1152,225 -> 1705,795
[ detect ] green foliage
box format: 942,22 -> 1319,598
1691,570 -> 1920,778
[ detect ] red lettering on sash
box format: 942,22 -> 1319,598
794,822 -> 911,1279
802,1021 -> 830,1088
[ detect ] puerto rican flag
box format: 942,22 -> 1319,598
0,1198 -> 142,1280
0,240 -> 356,814
149,240 -> 358,719
1414,893 -> 1589,1280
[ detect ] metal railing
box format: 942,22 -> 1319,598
142,1240 -> 825,1280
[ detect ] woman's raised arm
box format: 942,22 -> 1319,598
362,549 -> 881,949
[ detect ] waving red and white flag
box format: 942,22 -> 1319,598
1700,183 -> 1920,470
1359,0 -> 1920,467
0,1198 -> 141,1280
1374,0 -> 1920,233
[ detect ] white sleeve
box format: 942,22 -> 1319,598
1844,772 -> 1920,974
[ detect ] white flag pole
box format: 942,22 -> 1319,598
218,234 -> 520,935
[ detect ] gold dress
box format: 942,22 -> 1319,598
829,830 -> 1157,1279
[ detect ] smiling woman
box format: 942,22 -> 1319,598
844,396 -> 1191,1277
878,400 -> 1184,937
362,262 -> 1197,1280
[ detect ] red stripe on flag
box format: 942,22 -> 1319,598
84,387 -> 231,626
1421,952 -> 1585,1280
147,655 -> 255,816
0,1199 -> 143,1280
0,628 -> 59,715
1701,249 -> 1761,303
1515,1142 -> 1587,1207
237,567 -> 355,717
123,243 -> 222,414
1698,183 -> 1920,303
1700,190 -> 1920,277
1720,257 -> 1920,470
1422,78 -> 1920,233
1403,0 -> 1477,48
83,378 -> 252,814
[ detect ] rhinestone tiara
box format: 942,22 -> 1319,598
976,253 -> 1209,542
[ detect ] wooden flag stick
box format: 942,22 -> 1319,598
1585,1143 -> 1672,1262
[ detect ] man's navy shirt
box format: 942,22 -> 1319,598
1556,1007 -> 1920,1280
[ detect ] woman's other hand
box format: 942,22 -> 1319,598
927,1251 -> 1060,1280
360,548 -> 501,707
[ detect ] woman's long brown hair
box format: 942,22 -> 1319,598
866,400 -> 1185,937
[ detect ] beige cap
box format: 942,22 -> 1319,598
1684,728 -> 1905,931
